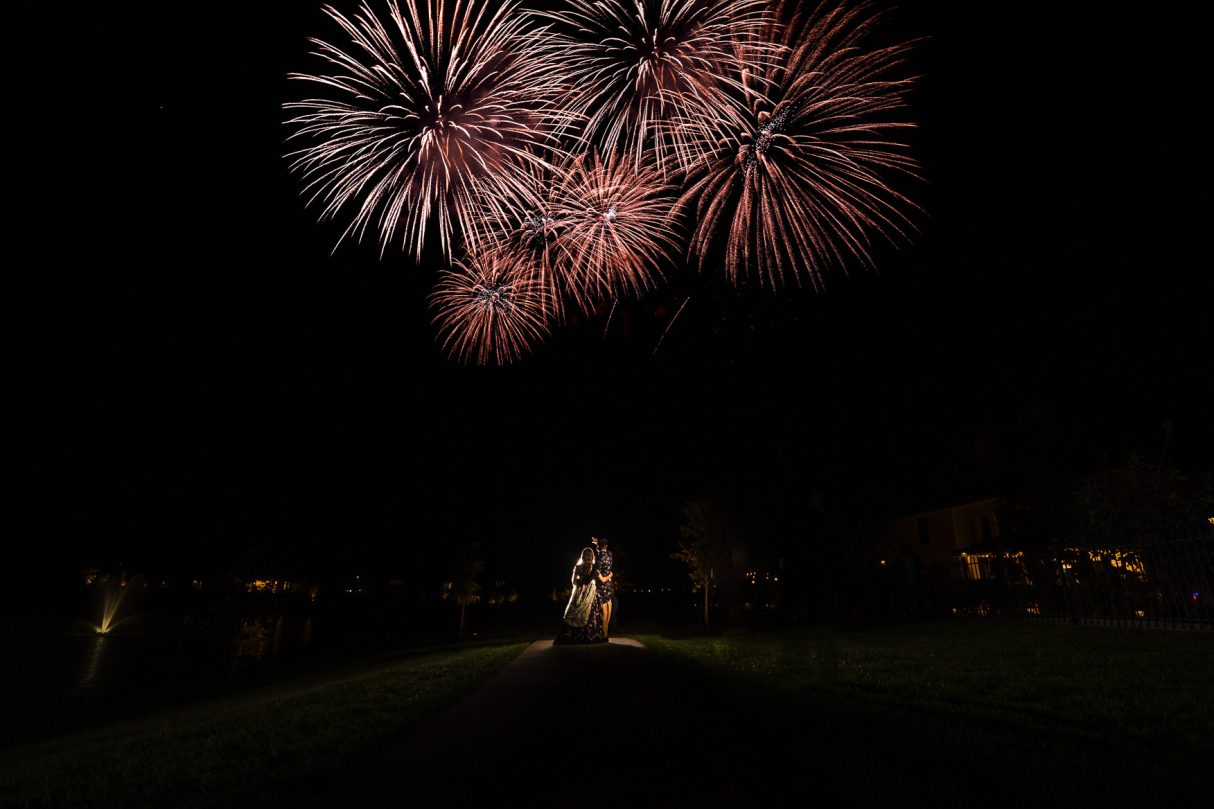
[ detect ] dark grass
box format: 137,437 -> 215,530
635,621 -> 1214,806
0,642 -> 526,809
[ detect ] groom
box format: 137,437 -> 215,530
592,536 -> 614,635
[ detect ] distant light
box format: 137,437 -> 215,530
1194,592 -> 1200,601
879,560 -> 886,566
1135,610 -> 1145,618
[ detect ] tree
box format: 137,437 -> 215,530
1072,421 -> 1214,545
674,498 -> 737,630
450,543 -> 485,638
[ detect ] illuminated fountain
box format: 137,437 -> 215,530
88,574 -> 144,635
78,574 -> 145,693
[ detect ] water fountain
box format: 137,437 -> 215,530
78,574 -> 145,693
88,573 -> 144,635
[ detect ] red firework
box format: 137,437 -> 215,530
478,153 -> 679,318
473,166 -> 568,320
284,0 -> 572,262
680,1 -> 921,288
552,153 -> 680,312
534,0 -> 778,174
430,252 -> 550,365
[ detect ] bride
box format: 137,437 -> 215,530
554,546 -> 607,644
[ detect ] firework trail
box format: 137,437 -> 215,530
284,0 -> 573,262
430,252 -> 550,365
680,1 -> 920,288
534,0 -> 778,175
653,295 -> 690,356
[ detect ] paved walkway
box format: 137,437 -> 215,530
312,638 -> 776,808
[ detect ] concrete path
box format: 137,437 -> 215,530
312,638 -> 778,808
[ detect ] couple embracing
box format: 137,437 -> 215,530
554,536 -> 614,644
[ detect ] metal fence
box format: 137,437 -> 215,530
948,527 -> 1214,630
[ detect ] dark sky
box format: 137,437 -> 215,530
31,2 -> 1210,588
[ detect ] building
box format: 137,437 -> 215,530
888,496 -> 1003,569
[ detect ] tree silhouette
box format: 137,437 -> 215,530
450,543 -> 485,638
674,498 -> 737,630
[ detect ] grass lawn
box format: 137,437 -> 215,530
0,642 -> 526,809
635,621 -> 1214,805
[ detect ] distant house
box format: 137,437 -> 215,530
888,496 -> 1003,570
245,578 -> 319,601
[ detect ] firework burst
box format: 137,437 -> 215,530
284,0 -> 572,261
480,154 -> 679,318
474,166 -> 567,318
681,1 -> 921,288
535,0 -> 777,174
430,252 -> 550,365
553,152 -> 680,312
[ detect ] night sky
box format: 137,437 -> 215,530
30,2 -> 1210,594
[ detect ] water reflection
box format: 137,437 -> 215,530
78,634 -> 109,692
44,613 -> 319,704
231,614 -> 313,673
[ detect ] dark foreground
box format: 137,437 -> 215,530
315,637 -> 778,807
0,643 -> 525,808
3,621 -> 1210,807
638,621 -> 1214,806
317,622 -> 1213,807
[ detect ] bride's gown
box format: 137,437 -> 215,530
554,561 -> 606,644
